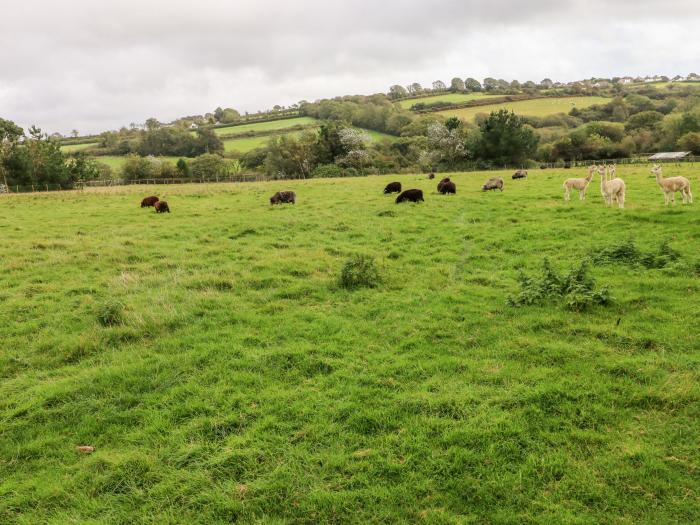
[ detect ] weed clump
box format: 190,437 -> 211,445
97,299 -> 126,327
593,239 -> 680,269
339,255 -> 380,290
507,258 -> 611,311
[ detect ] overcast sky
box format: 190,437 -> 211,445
1,0 -> 699,135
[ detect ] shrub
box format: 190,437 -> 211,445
592,239 -> 680,269
507,258 -> 611,311
339,255 -> 380,290
312,164 -> 343,178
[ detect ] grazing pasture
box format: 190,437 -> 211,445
223,127 -> 396,153
59,142 -> 99,153
212,117 -> 319,137
0,165 -> 699,523
438,96 -> 610,122
396,92 -> 500,109
90,155 -> 183,172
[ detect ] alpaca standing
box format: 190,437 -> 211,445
599,166 -> 625,208
563,166 -> 595,201
651,165 -> 693,205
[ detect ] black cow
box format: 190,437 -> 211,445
396,189 -> 424,203
439,181 -> 456,194
383,181 -> 402,194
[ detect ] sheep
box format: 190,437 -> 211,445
439,181 -> 456,194
270,191 -> 296,205
598,166 -> 625,209
428,173 -> 435,180
154,200 -> 170,213
383,181 -> 402,194
563,166 -> 595,201
651,165 -> 693,205
395,189 -> 424,203
437,177 -> 450,192
140,196 -> 159,207
512,170 -> 527,180
482,177 -> 504,192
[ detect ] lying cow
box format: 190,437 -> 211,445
395,189 -> 424,204
384,181 -> 402,194
141,196 -> 159,208
270,191 -> 296,205
482,177 -> 504,192
155,200 -> 170,213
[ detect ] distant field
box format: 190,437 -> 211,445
223,127 -> 396,153
397,92 -> 499,109
60,142 -> 98,153
92,156 -> 183,172
438,96 -> 610,121
213,117 -> 318,137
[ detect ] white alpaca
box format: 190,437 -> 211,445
563,166 -> 595,201
599,166 -> 625,208
650,165 -> 693,205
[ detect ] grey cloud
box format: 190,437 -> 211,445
1,0 -> 699,134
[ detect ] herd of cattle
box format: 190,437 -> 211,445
139,170 -> 529,212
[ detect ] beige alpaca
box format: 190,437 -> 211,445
563,166 -> 595,201
650,165 -> 693,205
598,166 -> 625,208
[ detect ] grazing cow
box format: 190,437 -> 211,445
270,191 -> 296,205
512,170 -> 527,180
428,173 -> 435,180
482,177 -> 504,192
141,196 -> 159,208
395,189 -> 424,204
437,177 -> 451,192
439,181 -> 456,194
383,181 -> 402,194
155,200 -> 170,213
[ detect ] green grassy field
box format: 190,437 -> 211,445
60,142 -> 99,153
438,96 -> 610,122
212,117 -> 319,137
223,128 -> 396,153
396,93 -> 499,109
1,165 -> 699,523
91,156 -> 184,172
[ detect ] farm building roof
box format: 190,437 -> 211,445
648,151 -> 691,160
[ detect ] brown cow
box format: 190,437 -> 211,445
155,200 -> 170,213
141,196 -> 159,208
270,191 -> 296,205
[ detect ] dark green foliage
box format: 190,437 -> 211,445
593,239 -> 680,269
338,255 -> 380,289
507,258 -> 611,311
478,110 -> 538,165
